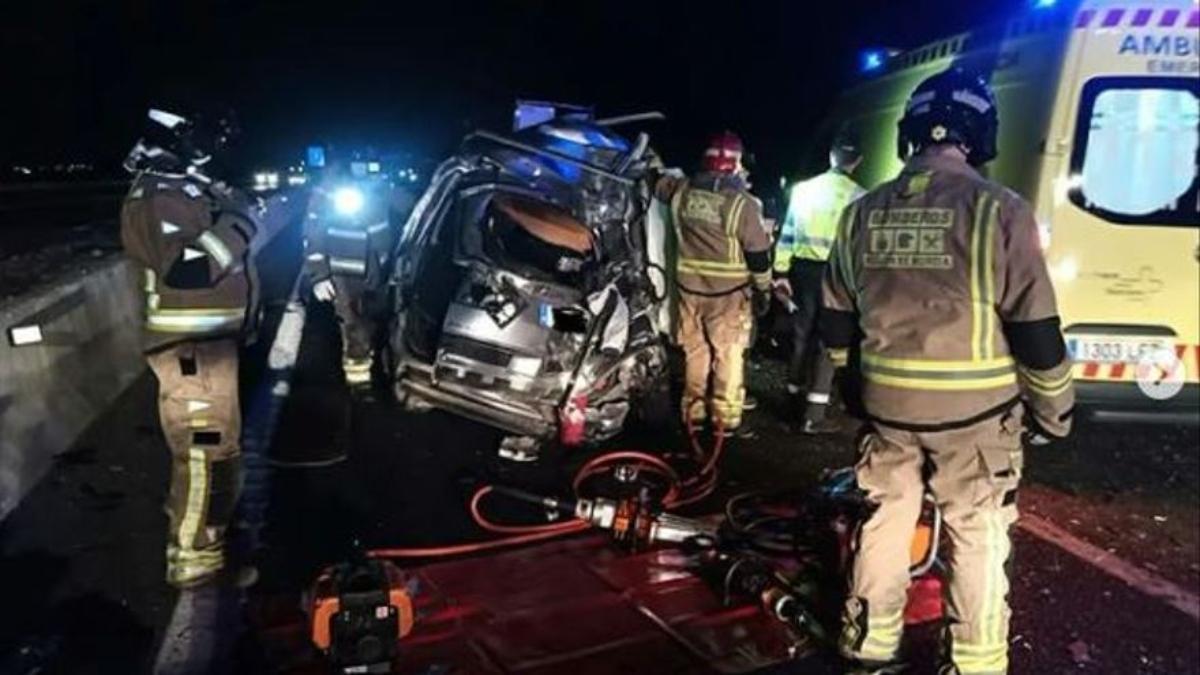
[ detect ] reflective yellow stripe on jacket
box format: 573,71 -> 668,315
672,188 -> 752,283
861,353 -> 1017,391
970,193 -> 1000,362
147,307 -> 247,333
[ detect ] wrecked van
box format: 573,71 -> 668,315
385,109 -> 671,458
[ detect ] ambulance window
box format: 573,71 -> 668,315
1070,77 -> 1200,226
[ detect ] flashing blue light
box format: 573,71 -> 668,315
860,49 -> 887,73
1033,0 -> 1057,7
332,187 -> 365,216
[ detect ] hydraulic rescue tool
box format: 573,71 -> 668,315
486,484 -> 718,550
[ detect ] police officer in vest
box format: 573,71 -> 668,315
120,108 -> 262,588
655,132 -> 773,434
773,126 -> 866,433
821,68 -> 1074,674
304,157 -> 396,389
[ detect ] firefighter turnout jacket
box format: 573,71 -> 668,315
303,181 -> 395,287
121,174 -> 261,352
774,168 -> 865,270
821,148 -> 1074,435
655,171 -> 773,296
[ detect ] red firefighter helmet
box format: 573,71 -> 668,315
702,131 -> 745,173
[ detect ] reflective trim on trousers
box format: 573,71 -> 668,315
828,347 -> 849,367
847,610 -> 904,661
806,391 -> 831,404
177,448 -> 208,550
343,357 -> 372,385
949,510 -> 1012,674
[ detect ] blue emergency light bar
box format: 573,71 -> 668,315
513,100 -> 594,132
1033,0 -> 1057,8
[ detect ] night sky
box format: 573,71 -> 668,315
3,0 -> 1026,180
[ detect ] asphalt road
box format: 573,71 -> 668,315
0,209 -> 1197,673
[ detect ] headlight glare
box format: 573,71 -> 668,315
333,187 -> 365,215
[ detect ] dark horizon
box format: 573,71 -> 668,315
4,1 -> 1026,180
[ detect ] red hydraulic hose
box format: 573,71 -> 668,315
368,412 -> 727,560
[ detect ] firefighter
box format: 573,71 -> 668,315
773,127 -> 865,434
120,108 -> 262,588
655,132 -> 773,434
821,68 -> 1074,674
304,158 -> 396,389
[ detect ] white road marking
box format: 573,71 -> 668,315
268,300 -> 306,371
1019,513 -> 1200,622
152,586 -> 221,675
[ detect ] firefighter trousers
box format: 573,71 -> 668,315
331,276 -> 376,383
841,409 -> 1024,674
675,290 -> 752,429
145,339 -> 242,582
787,259 -> 835,421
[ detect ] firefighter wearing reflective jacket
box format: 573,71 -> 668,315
120,108 -> 260,588
655,132 -> 773,433
304,161 -> 395,388
821,68 -> 1074,675
773,127 -> 865,434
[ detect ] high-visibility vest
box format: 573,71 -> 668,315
774,169 -> 864,271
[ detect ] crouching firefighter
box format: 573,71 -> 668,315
120,108 -> 262,588
304,161 -> 395,389
655,132 -> 772,434
821,68 -> 1075,674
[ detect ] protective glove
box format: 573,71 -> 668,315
752,289 -> 771,318
312,278 -> 337,303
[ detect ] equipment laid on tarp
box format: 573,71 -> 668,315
283,426 -> 945,674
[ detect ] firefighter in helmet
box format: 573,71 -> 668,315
304,156 -> 398,389
120,107 -> 263,588
654,132 -> 773,434
821,67 -> 1074,674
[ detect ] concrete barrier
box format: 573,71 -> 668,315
0,256 -> 143,518
0,189 -> 304,520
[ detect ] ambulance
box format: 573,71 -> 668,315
824,0 -> 1200,423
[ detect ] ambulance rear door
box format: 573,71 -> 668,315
1041,0 -> 1200,417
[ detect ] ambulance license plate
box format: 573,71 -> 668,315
1067,336 -> 1173,364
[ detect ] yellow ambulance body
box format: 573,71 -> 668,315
827,0 -> 1199,422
